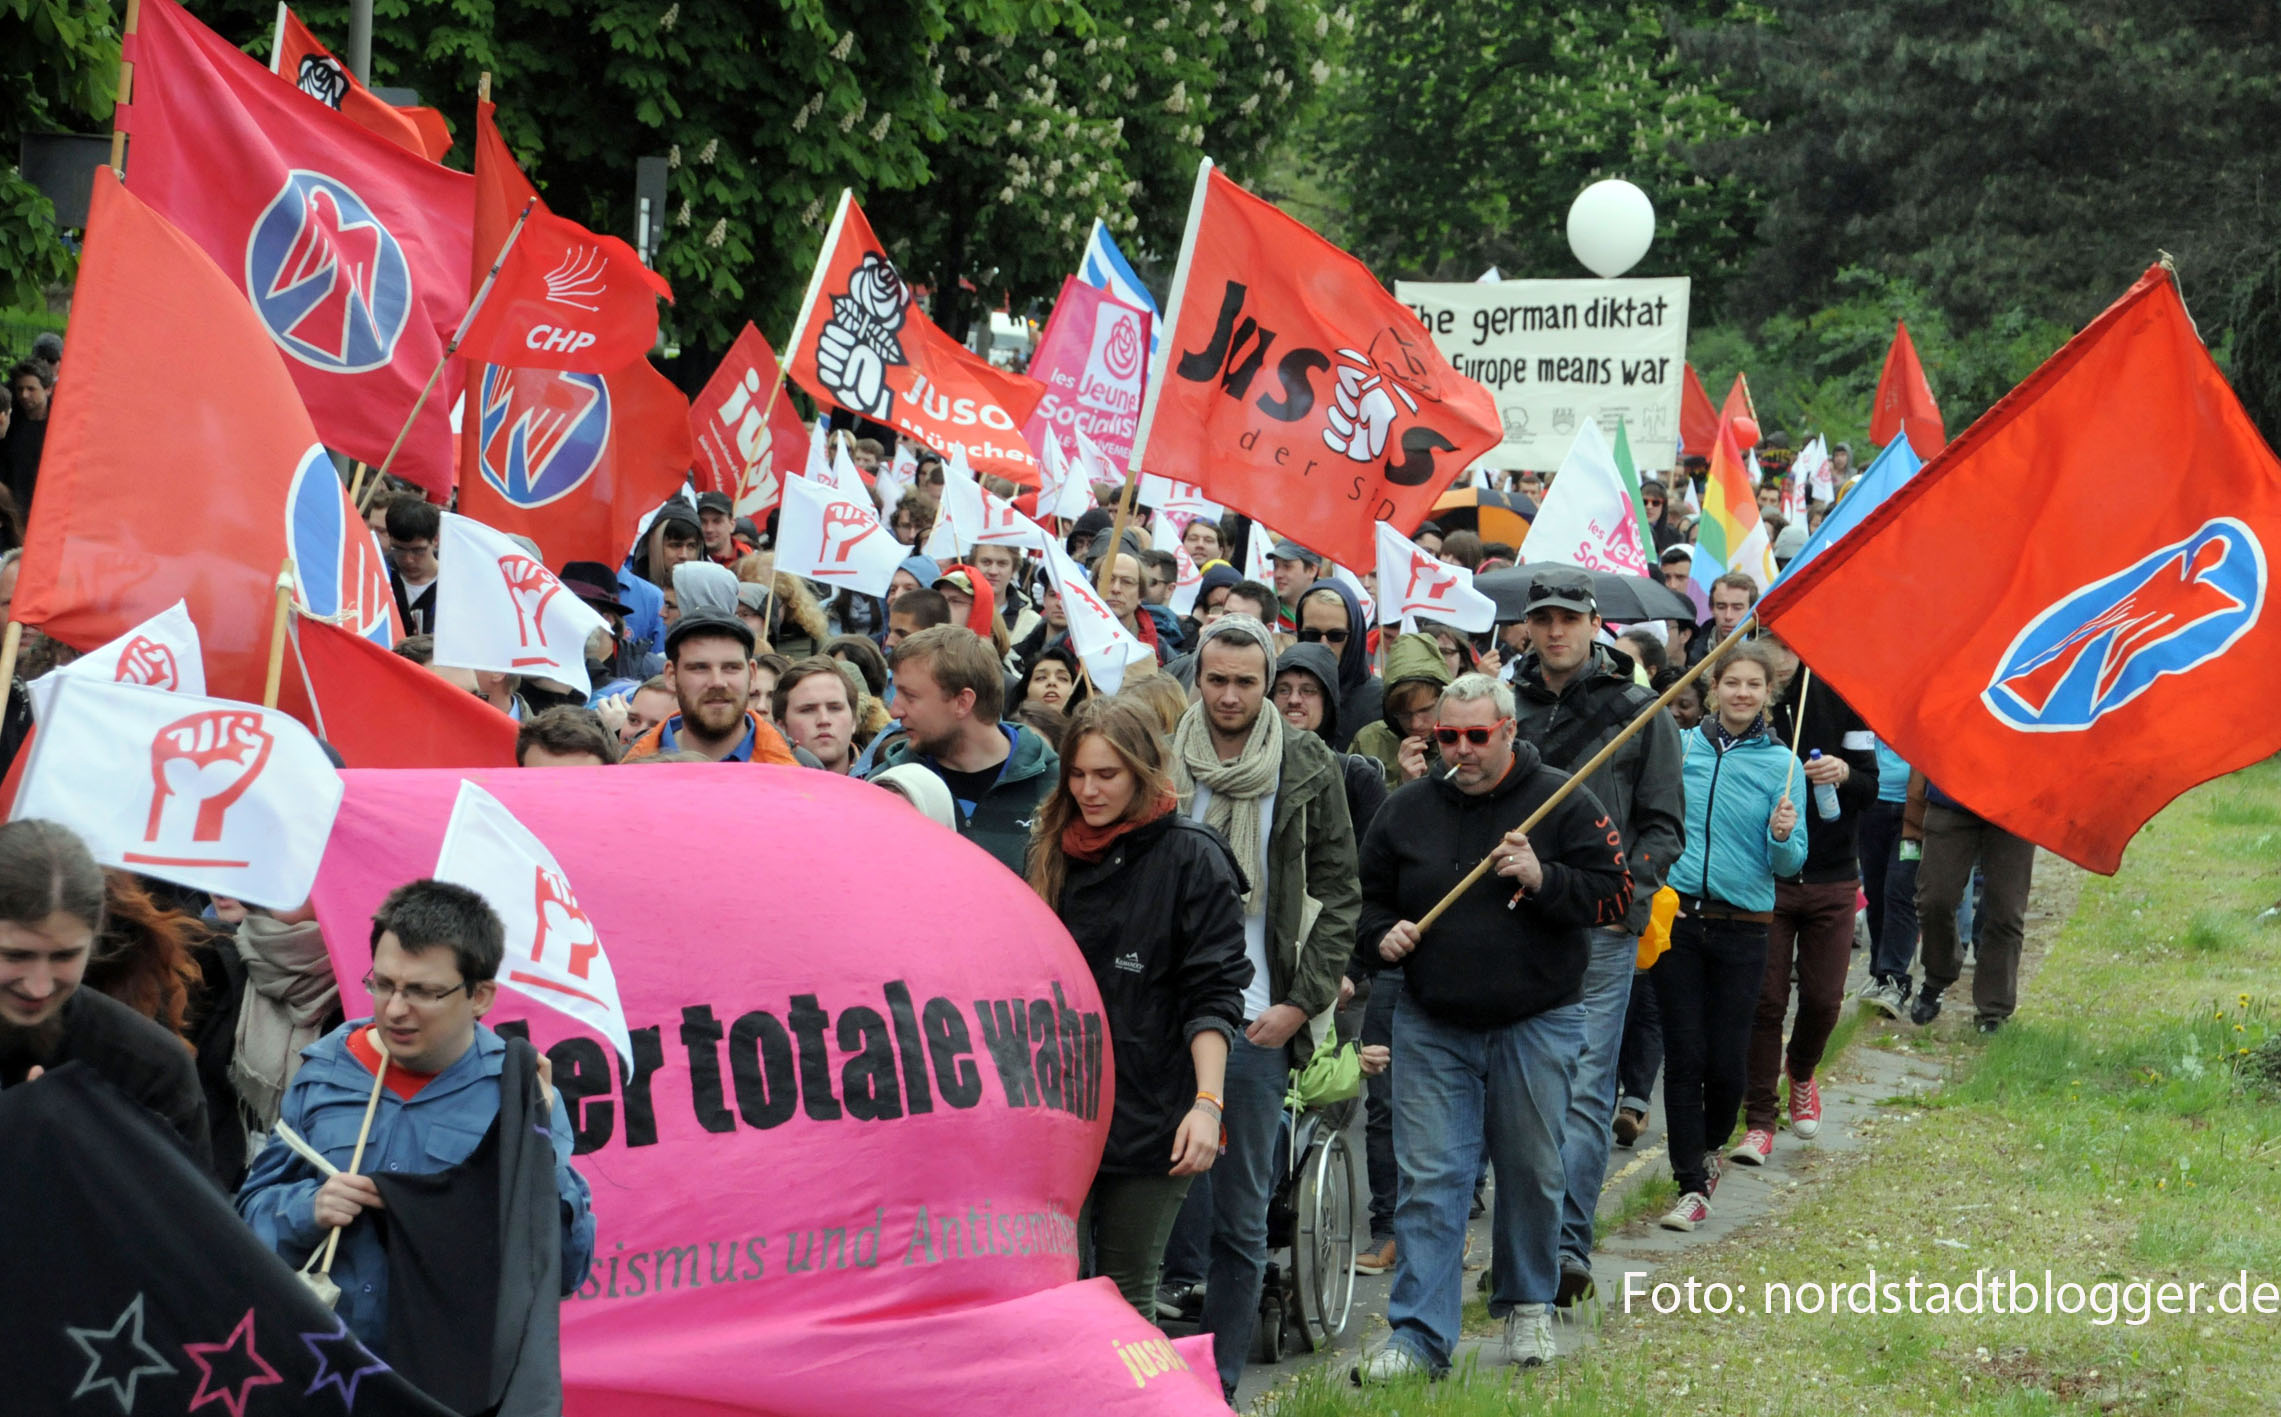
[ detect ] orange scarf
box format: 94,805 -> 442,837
1061,789 -> 1178,863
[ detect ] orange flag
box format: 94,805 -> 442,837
1870,319 -> 1946,456
269,3 -> 450,161
1680,362 -> 1719,457
784,191 -> 1049,484
1133,161 -> 1500,571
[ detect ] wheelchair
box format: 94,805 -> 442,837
1253,1090 -> 1361,1362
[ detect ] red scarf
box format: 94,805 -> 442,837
1061,789 -> 1178,863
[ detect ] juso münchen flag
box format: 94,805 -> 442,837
1133,160 -> 1501,571
13,680 -> 343,909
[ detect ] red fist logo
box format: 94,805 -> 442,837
498,555 -> 563,651
115,636 -> 182,692
144,710 -> 274,847
532,865 -> 600,981
1405,550 -> 1458,607
817,501 -> 877,572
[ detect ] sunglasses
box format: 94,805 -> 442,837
1296,627 -> 1350,645
1432,718 -> 1511,747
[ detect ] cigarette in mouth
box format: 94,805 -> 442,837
1443,764 -> 1462,780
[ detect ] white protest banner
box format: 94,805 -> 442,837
928,447 -> 1050,560
1520,421 -> 1653,577
433,779 -> 634,1066
434,513 -> 611,694
1040,542 -> 1154,694
27,600 -> 205,724
775,473 -> 905,596
1243,522 -> 1275,585
1169,540 -> 1204,617
15,680 -> 341,909
1037,434 -> 1094,523
1138,472 -> 1222,519
1395,277 -> 1691,473
1373,521 -> 1494,632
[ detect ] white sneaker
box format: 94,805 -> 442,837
1351,1344 -> 1432,1385
1500,1302 -> 1557,1367
1659,1191 -> 1711,1231
1858,977 -> 1904,1019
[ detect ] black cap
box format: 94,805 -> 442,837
558,561 -> 632,616
652,501 -> 701,536
1525,567 -> 1597,617
665,612 -> 756,659
696,490 -> 734,517
1269,539 -> 1321,566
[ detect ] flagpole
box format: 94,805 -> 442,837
1094,473 -> 1139,595
1780,665 -> 1812,799
1413,613 -> 1758,938
1124,158 -> 1213,478
358,196 -> 537,512
746,190 -> 852,504
262,559 -> 297,709
108,0 -> 142,175
0,622 -> 21,711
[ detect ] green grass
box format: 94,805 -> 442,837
1276,756 -> 2281,1416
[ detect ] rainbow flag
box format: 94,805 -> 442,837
1690,422 -> 1777,606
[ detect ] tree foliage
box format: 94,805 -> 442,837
1,0 -> 121,310
1310,0 -> 1759,284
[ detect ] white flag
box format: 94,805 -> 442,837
434,513 -> 611,694
1520,421 -> 1653,577
433,780 -> 634,1067
1070,425 -> 1122,496
806,418 -> 832,486
1329,561 -> 1377,624
775,473 -> 905,597
14,680 -> 341,909
1037,434 -> 1095,522
1243,522 -> 1276,586
923,447 -> 989,561
874,440 -> 917,513
1373,521 -> 1494,632
1041,542 -> 1154,694
27,600 -> 205,725
1794,435 -> 1833,504
1137,472 -> 1221,519
1169,540 -> 1204,617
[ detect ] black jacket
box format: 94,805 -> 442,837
0,987 -> 214,1182
1054,815 -> 1251,1175
1767,670 -> 1879,883
1275,641 -> 1391,841
1358,742 -> 1632,1029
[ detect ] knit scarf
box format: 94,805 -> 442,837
1170,704 -> 1281,915
231,915 -> 340,1130
1061,789 -> 1178,863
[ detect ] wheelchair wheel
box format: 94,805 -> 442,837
1290,1126 -> 1358,1350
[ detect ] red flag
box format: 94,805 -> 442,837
456,103 -> 670,372
785,192 -> 1048,484
456,105 -> 692,568
1680,362 -> 1719,458
1719,372 -> 1758,447
294,618 -> 520,768
401,105 -> 454,163
18,168 -> 398,728
268,4 -> 436,160
689,322 -> 809,519
122,0 -> 473,500
1758,266 -> 2281,873
1134,162 -> 1499,571
1870,319 -> 1946,456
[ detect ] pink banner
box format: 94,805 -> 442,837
312,765 -> 1226,1414
1023,277 -> 1153,470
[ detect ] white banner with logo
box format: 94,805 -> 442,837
1395,277 -> 1690,473
434,513 -> 611,694
27,600 -> 206,724
776,472 -> 906,597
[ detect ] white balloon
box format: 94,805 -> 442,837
1566,179 -> 1656,279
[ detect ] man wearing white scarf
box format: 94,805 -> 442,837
1164,613 -> 1360,1399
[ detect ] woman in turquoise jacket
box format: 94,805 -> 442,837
1653,640 -> 1804,1231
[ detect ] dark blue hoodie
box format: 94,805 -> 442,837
1295,577 -> 1382,751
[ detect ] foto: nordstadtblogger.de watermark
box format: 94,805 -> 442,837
1622,1268 -> 2281,1328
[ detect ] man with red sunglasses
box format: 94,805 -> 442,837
1352,674 -> 1634,1382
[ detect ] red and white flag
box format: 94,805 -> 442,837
1169,541 -> 1204,617
785,191 -> 1049,484
294,616 -> 521,768
457,102 -> 670,373
1329,561 -> 1377,623
433,513 -> 609,694
1041,542 -> 1153,694
268,3 -> 449,161
26,600 -> 206,724
1134,161 -> 1500,569
123,0 -> 474,500
13,680 -> 342,908
775,474 -> 904,597
1036,434 -> 1094,523
433,779 -> 633,1065
927,449 -> 1048,559
689,322 -> 808,519
1138,472 -> 1222,519
1374,521 -> 1494,632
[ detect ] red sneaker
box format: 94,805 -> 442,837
1789,1074 -> 1823,1139
1728,1129 -> 1773,1166
1659,1192 -> 1711,1231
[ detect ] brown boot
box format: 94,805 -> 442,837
1355,1237 -> 1397,1275
1612,1106 -> 1646,1146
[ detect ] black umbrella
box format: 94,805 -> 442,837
1474,565 -> 1696,623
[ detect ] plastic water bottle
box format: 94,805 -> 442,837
1807,749 -> 1841,821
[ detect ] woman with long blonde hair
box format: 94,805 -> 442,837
1027,698 -> 1250,1322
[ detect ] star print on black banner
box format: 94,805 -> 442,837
0,1064 -> 456,1415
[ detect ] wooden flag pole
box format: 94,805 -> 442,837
108,0 -> 142,175
1094,473 -> 1139,593
1412,614 -> 1758,937
357,195 -> 537,512
261,559 -> 296,709
0,621 -> 23,705
1780,665 -> 1813,799
314,1030 -> 391,1280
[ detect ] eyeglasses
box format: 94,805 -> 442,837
362,972 -> 470,1008
1296,627 -> 1350,645
1432,718 -> 1512,747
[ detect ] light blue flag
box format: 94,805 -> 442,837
1768,435 -> 1924,588
1079,219 -> 1160,352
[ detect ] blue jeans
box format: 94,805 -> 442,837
1387,996 -> 1587,1369
1199,1033 -> 1288,1392
1558,928 -> 1637,1262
